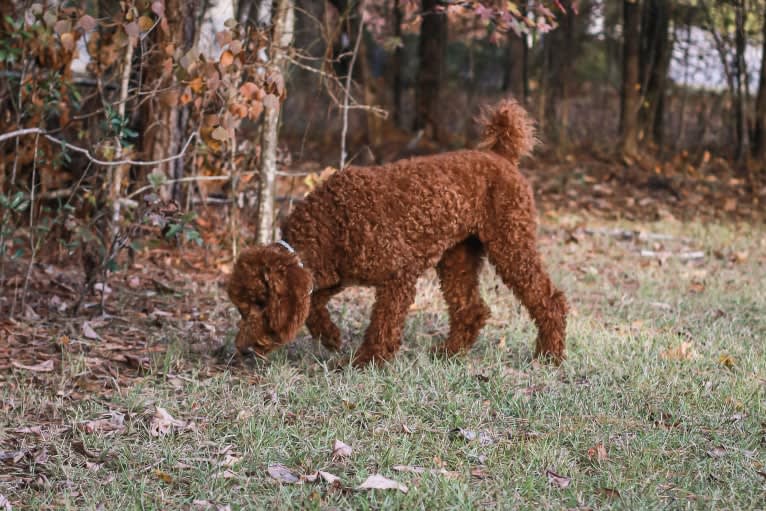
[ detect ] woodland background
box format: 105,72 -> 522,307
1,2 -> 766,509
1,0 -> 765,317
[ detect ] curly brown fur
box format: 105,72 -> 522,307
227,247 -> 313,355
228,99 -> 567,367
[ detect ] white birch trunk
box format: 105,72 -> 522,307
256,0 -> 294,245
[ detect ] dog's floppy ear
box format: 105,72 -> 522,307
264,262 -> 313,343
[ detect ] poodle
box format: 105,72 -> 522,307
227,99 -> 568,367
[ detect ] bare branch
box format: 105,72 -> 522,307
340,15 -> 366,170
0,127 -> 199,167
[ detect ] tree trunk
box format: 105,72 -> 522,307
753,11 -> 766,160
139,0 -> 198,199
414,0 -> 446,142
620,0 -> 641,157
392,0 -> 404,127
257,0 -> 295,245
503,28 -> 527,102
638,0 -> 672,147
541,0 -> 574,146
734,0 -> 749,164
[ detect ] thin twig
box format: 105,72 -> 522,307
340,15 -> 365,170
0,127 -> 198,167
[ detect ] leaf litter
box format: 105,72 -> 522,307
356,474 -> 408,493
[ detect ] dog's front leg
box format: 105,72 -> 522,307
306,287 -> 343,351
352,279 -> 417,367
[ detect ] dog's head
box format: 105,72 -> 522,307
227,245 -> 313,358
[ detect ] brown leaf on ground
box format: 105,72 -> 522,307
546,469 -> 571,489
82,321 -> 100,340
470,466 -> 489,479
12,359 -> 54,372
356,474 -> 408,493
450,428 -> 495,446
267,464 -> 299,484
302,471 -> 341,484
599,487 -> 621,499
331,439 -> 352,459
154,469 -> 173,483
660,341 -> 696,360
707,446 -> 727,458
81,412 -> 125,434
85,461 -> 103,472
718,354 -> 736,369
149,407 -> 187,437
587,443 -> 608,462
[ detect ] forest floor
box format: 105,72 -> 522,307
1,158 -> 765,510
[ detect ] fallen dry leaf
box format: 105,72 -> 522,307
149,407 -> 187,437
219,454 -> 242,468
267,464 -> 299,484
81,412 -> 125,434
660,341 -> 696,360
212,469 -> 238,479
82,321 -> 100,340
707,446 -> 727,458
12,359 -> 54,373
332,439 -> 352,459
587,443 -> 608,462
546,469 -> 571,489
154,469 -> 174,483
450,428 -> 495,446
599,487 -> 621,499
192,500 -> 231,511
470,466 -> 489,479
85,461 -> 102,472
356,474 -> 408,493
718,354 -> 736,369
302,470 -> 341,484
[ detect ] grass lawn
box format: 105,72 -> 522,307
1,216 -> 765,510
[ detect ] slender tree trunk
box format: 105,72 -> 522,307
638,0 -> 672,147
753,10 -> 766,160
257,0 -> 294,245
414,0 -> 446,142
734,0 -> 749,164
392,0 -> 404,127
503,27 -> 527,101
620,0 -> 641,157
140,0 -> 198,199
541,0 -> 574,146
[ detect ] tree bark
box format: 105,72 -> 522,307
503,28 -> 527,102
638,0 -> 672,147
753,10 -> 766,160
620,0 -> 641,157
734,0 -> 749,164
414,0 -> 446,142
541,0 -> 575,146
257,0 -> 294,245
139,0 -> 198,199
392,0 -> 404,127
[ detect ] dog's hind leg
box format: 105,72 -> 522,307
352,279 -> 417,367
306,286 -> 343,351
435,237 -> 490,355
480,180 -> 568,363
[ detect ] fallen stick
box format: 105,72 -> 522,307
640,250 -> 705,260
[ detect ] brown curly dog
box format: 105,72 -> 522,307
228,99 -> 568,367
